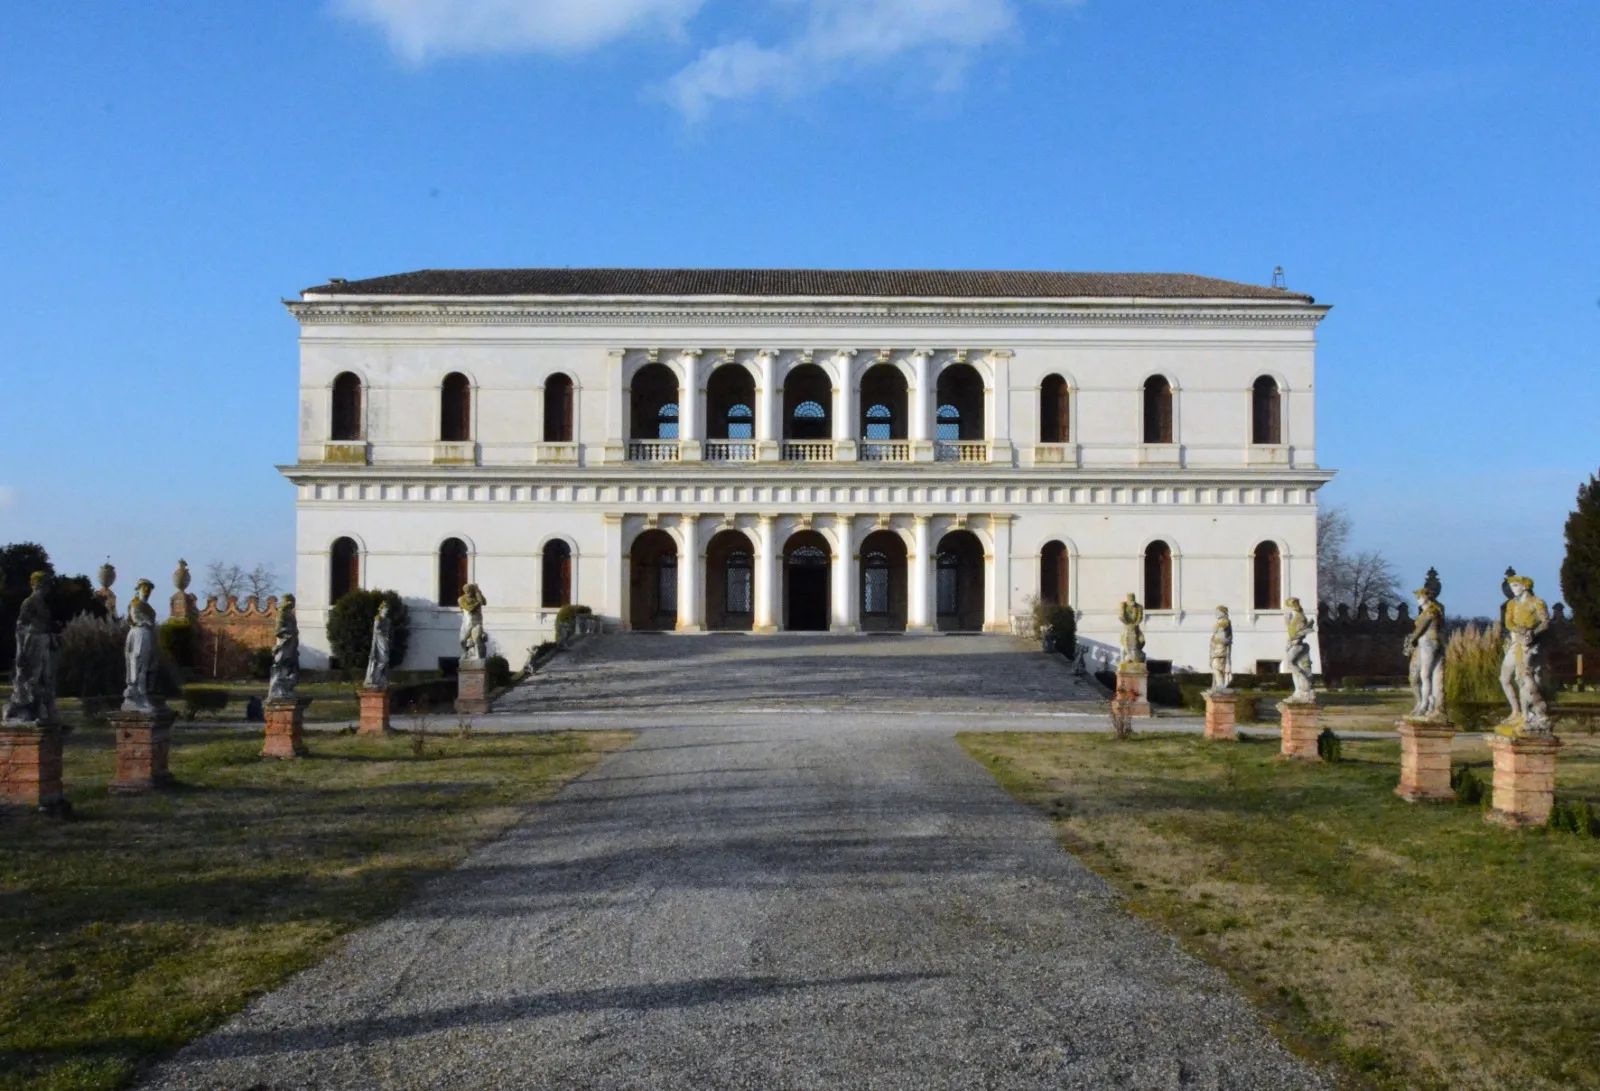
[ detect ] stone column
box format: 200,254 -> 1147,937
263,698 -> 311,759
754,514 -> 779,632
1395,717 -> 1455,802
985,514 -> 1013,632
1279,701 -> 1320,760
603,514 -> 626,629
832,350 -> 857,461
603,348 -> 626,463
358,688 -> 392,736
0,724 -> 69,816
1204,692 -> 1238,740
909,349 -> 934,462
908,515 -> 933,631
754,350 -> 780,462
109,707 -> 176,794
678,349 -> 702,460
831,513 -> 857,632
987,349 -> 1015,464
1486,733 -> 1562,828
677,514 -> 703,632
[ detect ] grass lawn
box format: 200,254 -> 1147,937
0,725 -> 634,1091
958,730 -> 1600,1091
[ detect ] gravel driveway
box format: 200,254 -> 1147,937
143,637 -> 1327,1089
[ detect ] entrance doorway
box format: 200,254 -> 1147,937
783,530 -> 832,631
935,530 -> 985,632
859,529 -> 907,632
705,529 -> 756,632
629,529 -> 679,631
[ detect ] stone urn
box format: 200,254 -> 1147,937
98,560 -> 116,592
174,559 -> 191,593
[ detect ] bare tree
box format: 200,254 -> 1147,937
244,563 -> 280,601
205,561 -> 281,604
1317,505 -> 1401,610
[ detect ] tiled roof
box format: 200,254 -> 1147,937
301,268 -> 1314,303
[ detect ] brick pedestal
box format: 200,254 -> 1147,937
107,708 -> 176,795
1204,692 -> 1239,741
0,723 -> 70,816
1114,664 -> 1151,718
1395,718 -> 1455,802
358,688 -> 392,736
263,698 -> 310,759
1279,701 -> 1321,760
1486,733 -> 1562,828
455,665 -> 490,715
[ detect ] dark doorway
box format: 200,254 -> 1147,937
783,531 -> 831,632
705,529 -> 756,631
935,530 -> 985,632
629,529 -> 679,631
859,529 -> 908,632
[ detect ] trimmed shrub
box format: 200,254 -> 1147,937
181,685 -> 231,721
390,678 -> 457,714
1043,607 -> 1077,659
326,589 -> 411,677
486,655 -> 511,690
1317,728 -> 1341,763
159,618 -> 199,674
56,613 -> 127,700
1235,694 -> 1260,724
1148,675 -> 1184,708
1549,799 -> 1600,838
248,647 -> 273,681
1451,765 -> 1487,806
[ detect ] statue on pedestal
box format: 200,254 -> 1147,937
1283,597 -> 1316,704
1499,574 -> 1551,735
268,594 -> 300,702
1117,594 -> 1145,666
96,560 -> 118,620
122,579 -> 159,713
1209,606 -> 1233,693
1403,582 -> 1446,720
3,572 -> 58,725
459,584 -> 488,661
364,601 -> 392,690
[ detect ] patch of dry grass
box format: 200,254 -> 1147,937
0,727 -> 633,1091
958,731 -> 1600,1091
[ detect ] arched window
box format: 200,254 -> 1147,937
329,537 -> 360,605
544,373 -> 574,443
1040,541 -> 1067,606
657,402 -> 679,440
1253,541 -> 1282,610
331,372 -> 363,441
935,404 -> 961,441
541,540 -> 572,609
1251,376 -> 1282,445
865,404 -> 893,440
725,551 -> 753,614
438,538 -> 469,606
1144,541 -> 1173,610
1040,375 -> 1070,443
1143,375 -> 1174,444
727,403 -> 753,439
794,401 -> 826,420
440,373 -> 471,442
863,551 -> 891,615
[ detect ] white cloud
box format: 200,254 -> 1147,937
334,0 -> 708,61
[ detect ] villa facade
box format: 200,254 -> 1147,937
282,269 -> 1334,673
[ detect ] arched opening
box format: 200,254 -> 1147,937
935,363 -> 985,439
782,530 -> 832,632
331,372 -> 363,441
1040,374 -> 1070,443
630,363 -> 681,440
859,530 -> 908,633
544,373 -> 574,442
706,365 -> 756,439
1040,540 -> 1068,607
438,538 -> 469,607
329,537 -> 360,605
1251,375 -> 1282,445
1144,540 -> 1173,610
705,529 -> 756,631
783,364 -> 832,440
936,530 -> 985,632
441,372 -> 471,442
1143,375 -> 1174,444
859,365 -> 908,448
541,540 -> 572,609
1253,541 -> 1282,610
628,529 -> 678,631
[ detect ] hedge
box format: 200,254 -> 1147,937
181,685 -> 232,721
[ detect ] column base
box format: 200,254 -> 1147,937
675,621 -> 704,633
108,708 -> 176,794
911,440 -> 936,463
1279,701 -> 1320,760
358,688 -> 392,737
263,698 -> 311,759
756,442 -> 782,462
0,722 -> 71,817
1395,717 -> 1456,802
455,664 -> 491,714
1204,692 -> 1238,741
830,623 -> 860,634
833,439 -> 858,461
906,623 -> 936,634
1115,665 -> 1151,718
1486,733 -> 1561,828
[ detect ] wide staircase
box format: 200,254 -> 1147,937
496,632 -> 1106,715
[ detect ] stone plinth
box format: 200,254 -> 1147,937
1114,663 -> 1151,718
456,664 -> 490,714
1486,733 -> 1562,828
263,698 -> 311,759
1394,718 -> 1456,802
358,688 -> 392,736
108,708 -> 176,795
1204,692 -> 1239,741
0,723 -> 70,815
1279,701 -> 1320,760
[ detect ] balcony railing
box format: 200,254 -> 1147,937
859,441 -> 912,462
781,440 -> 834,462
627,440 -> 681,462
934,441 -> 988,463
704,439 -> 757,462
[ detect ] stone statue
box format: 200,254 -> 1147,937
1209,606 -> 1233,693
1403,583 -> 1446,720
459,583 -> 488,661
268,593 -> 300,702
364,601 -> 392,690
173,558 -> 191,593
1117,594 -> 1145,666
1499,574 -> 1552,735
122,578 -> 159,713
3,572 -> 58,725
96,559 -> 118,619
1283,597 -> 1316,704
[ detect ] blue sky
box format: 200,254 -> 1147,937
1,0 -> 1595,616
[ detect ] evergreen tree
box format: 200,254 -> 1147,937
1560,473 -> 1600,649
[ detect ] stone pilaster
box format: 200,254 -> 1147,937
0,723 -> 70,816
263,698 -> 310,759
1114,663 -> 1151,718
108,708 -> 176,794
456,664 -> 491,714
1395,718 -> 1456,802
1279,701 -> 1320,760
1204,692 -> 1238,741
358,688 -> 392,736
1486,733 -> 1561,828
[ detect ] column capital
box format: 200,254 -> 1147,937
602,512 -> 625,526
605,348 -> 626,360
910,348 -> 934,361
988,512 -> 1014,527
678,348 -> 703,362
986,348 -> 1015,360
832,348 -> 858,361
912,513 -> 931,526
756,513 -> 778,526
